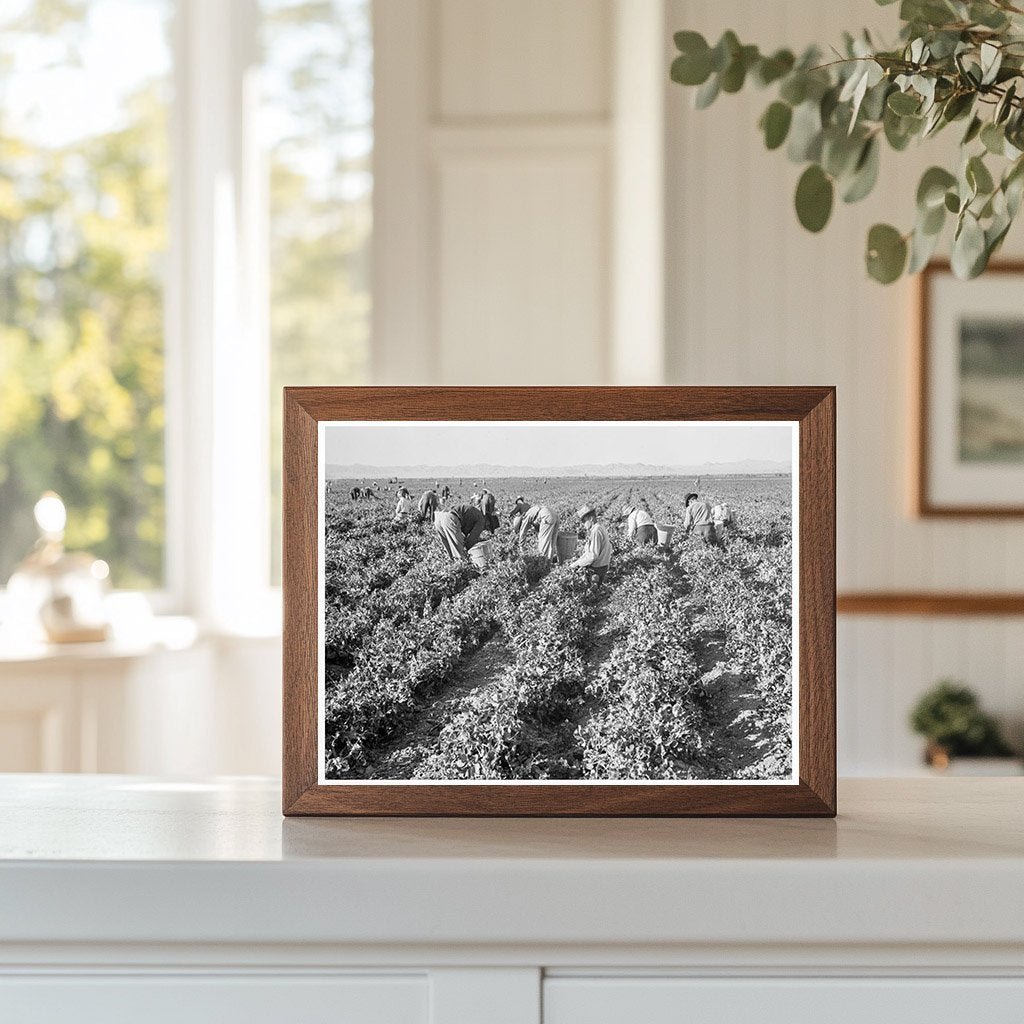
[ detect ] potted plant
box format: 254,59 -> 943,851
909,679 -> 1018,772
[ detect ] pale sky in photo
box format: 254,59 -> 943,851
324,421 -> 795,473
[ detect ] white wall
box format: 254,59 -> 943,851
662,0 -> 1024,771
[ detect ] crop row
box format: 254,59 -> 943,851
323,552 -> 550,777
684,538 -> 793,779
412,565 -> 595,780
324,556 -> 478,671
576,549 -> 714,779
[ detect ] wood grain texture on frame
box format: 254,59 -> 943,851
915,260 -> 1024,518
282,387 -> 836,817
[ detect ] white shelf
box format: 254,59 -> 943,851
0,775 -> 1022,954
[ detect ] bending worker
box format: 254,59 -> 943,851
622,502 -> 656,546
572,504 -> 612,584
394,487 -> 414,521
418,487 -> 439,521
434,502 -> 486,563
683,492 -> 719,547
518,502 -> 560,561
480,488 -> 499,531
510,495 -> 530,534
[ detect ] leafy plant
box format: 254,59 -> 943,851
671,0 -> 1024,283
909,679 -> 1014,756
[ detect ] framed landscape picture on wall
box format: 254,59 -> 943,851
282,387 -> 836,817
917,262 -> 1024,516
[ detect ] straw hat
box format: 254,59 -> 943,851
620,503 -> 633,518
577,504 -> 596,519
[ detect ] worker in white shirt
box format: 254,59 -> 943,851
622,503 -> 657,546
572,504 -> 612,585
683,492 -> 719,547
394,487 -> 415,521
519,503 -> 560,561
434,503 -> 486,563
711,501 -> 734,543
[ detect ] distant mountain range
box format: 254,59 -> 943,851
327,459 -> 790,479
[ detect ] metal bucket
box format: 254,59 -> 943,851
468,540 -> 494,568
655,523 -> 675,546
555,531 -> 578,563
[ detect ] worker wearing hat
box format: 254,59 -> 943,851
519,501 -> 560,560
621,502 -> 656,546
683,491 -> 719,547
571,504 -> 612,585
510,494 -> 530,534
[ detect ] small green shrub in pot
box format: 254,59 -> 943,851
909,680 -> 1014,765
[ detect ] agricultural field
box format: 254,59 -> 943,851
322,475 -> 794,782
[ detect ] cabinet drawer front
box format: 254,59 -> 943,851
0,974 -> 427,1024
545,978 -> 1024,1024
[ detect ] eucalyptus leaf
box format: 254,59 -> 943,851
671,54 -> 710,87
754,49 -> 795,87
921,201 -> 946,235
970,2 -> 1009,30
966,154 -> 994,196
995,82 -> 1017,125
962,115 -> 983,145
694,74 -> 721,109
942,92 -> 974,122
951,212 -> 986,278
1003,157 -> 1024,216
787,101 -> 824,162
822,128 -> 864,177
795,164 -> 834,232
888,90 -> 921,115
981,121 -> 1005,155
779,74 -> 807,106
721,45 -> 758,93
842,137 -> 881,203
917,166 -> 957,209
908,221 -> 942,273
980,42 -> 1002,85
760,101 -> 793,150
980,41 -> 1002,86
710,31 -> 740,73
866,223 -> 907,283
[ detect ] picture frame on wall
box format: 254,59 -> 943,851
917,261 -> 1024,517
282,387 -> 836,817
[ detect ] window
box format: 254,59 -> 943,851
261,0 -> 372,581
0,0 -> 372,618
0,0 -> 172,590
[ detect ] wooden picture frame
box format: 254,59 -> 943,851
915,260 -> 1024,518
283,387 -> 836,817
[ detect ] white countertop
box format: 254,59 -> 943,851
1,775 -> 1022,954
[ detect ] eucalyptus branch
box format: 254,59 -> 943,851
670,0 -> 1024,283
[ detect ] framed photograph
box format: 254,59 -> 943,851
917,261 -> 1024,516
283,387 -> 835,816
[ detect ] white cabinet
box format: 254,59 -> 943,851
0,975 -> 429,1024
544,978 -> 1024,1024
1,777 -> 1022,1023
0,626 -> 281,776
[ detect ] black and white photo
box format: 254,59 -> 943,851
319,420 -> 798,784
